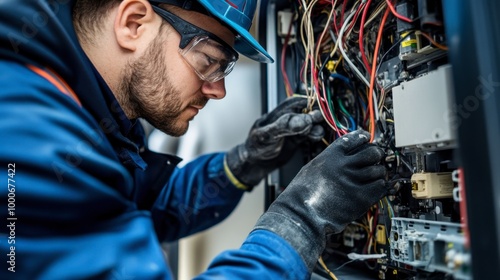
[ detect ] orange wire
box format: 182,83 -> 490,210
420,31 -> 448,51
368,8 -> 390,143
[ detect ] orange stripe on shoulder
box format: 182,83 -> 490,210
27,65 -> 82,107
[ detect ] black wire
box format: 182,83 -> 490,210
375,30 -> 417,76
351,80 -> 361,129
398,153 -> 415,174
318,54 -> 332,77
293,41 -> 305,93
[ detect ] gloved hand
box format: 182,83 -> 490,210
252,130 -> 389,272
225,97 -> 325,190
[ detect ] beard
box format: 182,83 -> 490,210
117,32 -> 208,137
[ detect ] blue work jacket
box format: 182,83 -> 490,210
0,0 -> 308,279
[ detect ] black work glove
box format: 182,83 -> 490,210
253,130 -> 389,272
225,97 -> 324,189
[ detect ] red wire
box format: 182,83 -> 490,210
332,1 -> 339,35
340,0 -> 348,27
344,2 -> 365,37
368,7 -> 390,143
311,58 -> 344,136
318,95 -> 336,131
318,0 -> 332,5
303,57 -> 335,135
317,74 -> 347,137
386,0 -> 413,23
299,60 -> 306,84
359,0 -> 373,71
316,86 -> 335,129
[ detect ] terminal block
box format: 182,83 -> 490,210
411,172 -> 454,199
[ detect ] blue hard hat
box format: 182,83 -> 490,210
150,0 -> 273,63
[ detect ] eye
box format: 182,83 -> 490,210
189,51 -> 219,74
203,53 -> 217,66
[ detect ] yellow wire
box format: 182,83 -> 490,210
364,1 -> 387,28
351,221 -> 370,233
314,5 -> 335,69
321,137 -> 330,146
318,256 -> 339,280
332,56 -> 343,73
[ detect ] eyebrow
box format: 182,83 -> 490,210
204,38 -> 231,58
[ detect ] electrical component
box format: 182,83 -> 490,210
411,172 -> 454,199
417,0 -> 444,30
435,238 -> 471,278
376,225 -> 387,245
390,218 -> 470,277
399,32 -> 421,61
277,10 -> 296,44
392,64 -> 456,150
396,1 -> 417,33
343,225 -> 366,247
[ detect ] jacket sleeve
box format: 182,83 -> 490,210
196,230 -> 309,279
151,152 -> 246,241
0,62 -> 172,280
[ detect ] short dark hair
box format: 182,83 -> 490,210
72,0 -> 122,44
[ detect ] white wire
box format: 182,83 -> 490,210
338,11 -> 369,87
347,252 -> 387,260
337,10 -> 380,121
300,0 -> 322,105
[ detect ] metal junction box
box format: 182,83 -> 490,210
393,65 -> 456,150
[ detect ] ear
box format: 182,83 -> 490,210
114,0 -> 158,52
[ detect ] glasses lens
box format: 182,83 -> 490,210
179,36 -> 237,82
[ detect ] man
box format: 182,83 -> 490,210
0,0 -> 388,279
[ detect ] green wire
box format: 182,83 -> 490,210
337,98 -> 352,119
326,86 -> 348,130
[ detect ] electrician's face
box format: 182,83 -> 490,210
119,8 -> 234,136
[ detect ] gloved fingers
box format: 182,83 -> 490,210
309,110 -> 324,123
249,127 -> 283,147
352,165 -> 387,183
307,124 -> 325,142
306,111 -> 325,142
365,178 -> 390,201
258,113 -> 317,141
331,130 -> 371,154
346,144 -> 385,167
262,97 -> 310,125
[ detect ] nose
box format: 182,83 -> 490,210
201,79 -> 226,100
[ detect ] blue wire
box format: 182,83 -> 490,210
348,115 -> 356,131
330,73 -> 353,88
331,73 -> 357,130
358,95 -> 367,111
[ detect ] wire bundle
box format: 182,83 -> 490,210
278,1 -> 449,278
280,0 -> 447,142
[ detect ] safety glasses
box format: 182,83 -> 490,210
151,4 -> 239,82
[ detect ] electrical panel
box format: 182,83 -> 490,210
258,0 -> 483,279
